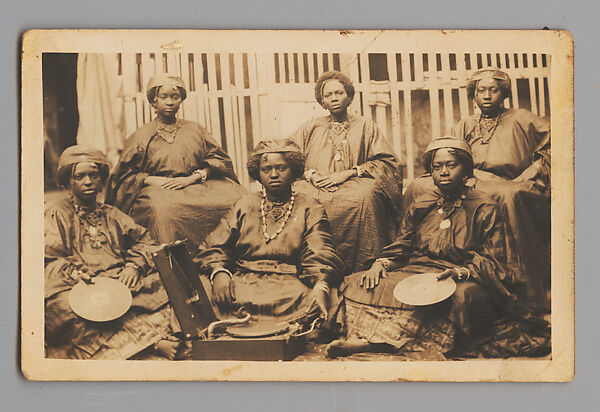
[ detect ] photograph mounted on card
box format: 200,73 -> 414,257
20,29 -> 573,381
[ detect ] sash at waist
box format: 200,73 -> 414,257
235,259 -> 298,275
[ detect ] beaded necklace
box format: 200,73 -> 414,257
326,118 -> 350,162
474,110 -> 503,144
436,191 -> 467,230
155,118 -> 182,143
260,191 -> 295,243
72,196 -> 106,248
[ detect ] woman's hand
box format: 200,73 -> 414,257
160,176 -> 195,190
118,267 -> 140,288
72,267 -> 93,284
360,261 -> 388,290
437,267 -> 470,282
310,170 -> 354,191
144,176 -> 194,190
307,288 -> 329,319
211,271 -> 235,313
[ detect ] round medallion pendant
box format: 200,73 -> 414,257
439,219 -> 451,230
334,151 -> 342,161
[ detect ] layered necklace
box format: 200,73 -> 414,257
260,191 -> 295,243
72,196 -> 106,248
474,110 -> 503,144
436,191 -> 466,230
326,117 -> 350,162
155,118 -> 182,143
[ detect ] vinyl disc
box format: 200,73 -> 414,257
393,273 -> 456,306
69,277 -> 132,322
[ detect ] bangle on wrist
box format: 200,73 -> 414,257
304,169 -> 316,182
453,266 -> 471,281
193,169 -> 208,183
210,268 -> 233,285
125,261 -> 141,273
353,166 -> 363,178
375,257 -> 392,271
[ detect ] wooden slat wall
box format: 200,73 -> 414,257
116,51 -> 550,188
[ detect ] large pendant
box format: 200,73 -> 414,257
334,151 -> 342,161
88,226 -> 99,236
439,219 -> 451,230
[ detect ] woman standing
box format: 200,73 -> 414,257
106,74 -> 247,251
327,137 -> 549,359
404,69 -> 550,310
195,140 -> 343,331
291,71 -> 403,273
45,146 -> 180,359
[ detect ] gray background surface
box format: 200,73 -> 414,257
7,1 -> 592,410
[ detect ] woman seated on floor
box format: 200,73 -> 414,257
290,70 -> 403,273
403,69 -> 551,311
106,74 -> 246,251
194,139 -> 343,333
45,146 -> 182,360
327,137 -> 550,359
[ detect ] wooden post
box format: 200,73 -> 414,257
386,52 -> 403,160
401,54 -> 414,182
121,53 -> 138,138
246,52 -> 261,146
428,53 -> 441,139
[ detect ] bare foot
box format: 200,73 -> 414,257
156,339 -> 179,360
326,338 -> 372,358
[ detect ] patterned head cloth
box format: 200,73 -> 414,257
423,136 -> 474,174
146,73 -> 187,102
252,139 -> 302,156
57,145 -> 110,174
466,68 -> 512,98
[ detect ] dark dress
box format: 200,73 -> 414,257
342,187 -> 512,356
44,197 -> 171,359
195,192 -> 343,325
106,120 -> 247,251
290,114 -> 403,273
403,108 -> 551,310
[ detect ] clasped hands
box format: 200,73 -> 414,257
309,169 -> 355,192
211,271 -> 328,318
145,172 -> 205,191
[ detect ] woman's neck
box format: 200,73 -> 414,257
265,188 -> 292,203
330,110 -> 348,123
157,114 -> 177,125
480,107 -> 504,119
72,195 -> 97,211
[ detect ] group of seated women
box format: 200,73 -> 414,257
44,69 -> 551,360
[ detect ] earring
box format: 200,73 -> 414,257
260,185 -> 266,197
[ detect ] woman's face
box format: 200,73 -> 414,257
431,149 -> 467,195
474,78 -> 504,115
259,153 -> 294,196
321,80 -> 352,115
70,162 -> 103,205
153,85 -> 182,118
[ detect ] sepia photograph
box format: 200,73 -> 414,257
20,29 -> 574,381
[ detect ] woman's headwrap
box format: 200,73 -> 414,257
146,73 -> 188,103
247,139 -> 305,181
57,145 -> 110,174
251,139 -> 302,156
423,136 -> 474,174
466,68 -> 512,99
57,145 -> 111,187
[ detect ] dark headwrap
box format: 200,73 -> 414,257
146,73 -> 187,103
314,70 -> 355,106
57,145 -> 111,188
422,136 -> 474,175
247,139 -> 305,181
251,139 -> 302,156
466,68 -> 512,99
